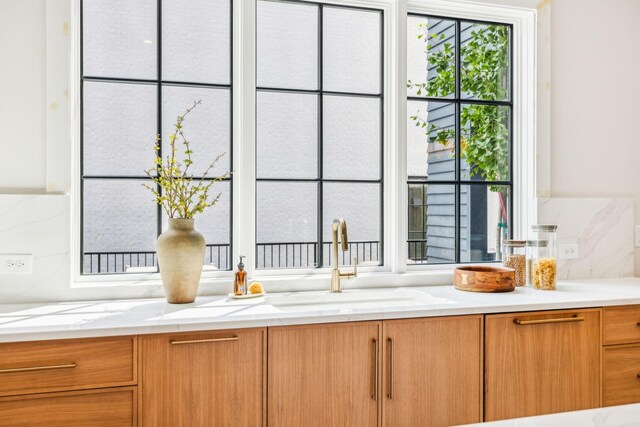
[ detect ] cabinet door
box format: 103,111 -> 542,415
603,343 -> 640,406
268,322 -> 381,427
140,328 -> 265,427
485,309 -> 601,421
0,387 -> 137,427
382,316 -> 483,427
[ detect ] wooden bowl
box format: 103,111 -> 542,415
454,266 -> 515,293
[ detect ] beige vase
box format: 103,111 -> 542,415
156,218 -> 206,304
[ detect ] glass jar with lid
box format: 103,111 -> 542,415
526,239 -> 556,290
531,224 -> 558,259
502,240 -> 526,286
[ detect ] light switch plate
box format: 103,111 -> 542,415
0,254 -> 33,274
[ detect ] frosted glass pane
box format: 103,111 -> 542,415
323,7 -> 381,94
162,0 -> 230,84
257,182 -> 318,269
162,86 -> 231,178
160,181 -> 231,270
83,82 -> 157,177
257,1 -> 318,90
83,179 -> 157,254
323,95 -> 380,180
406,101 -> 455,180
322,183 -> 380,266
83,0 -> 157,79
257,92 -> 318,179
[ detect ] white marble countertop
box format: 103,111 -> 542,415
1,277 -> 640,343
458,404 -> 640,426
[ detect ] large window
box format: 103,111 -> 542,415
81,0 -> 233,274
77,0 -> 531,280
406,14 -> 512,265
255,0 -> 384,269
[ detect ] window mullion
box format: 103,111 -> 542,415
233,0 -> 257,277
454,19 -> 461,264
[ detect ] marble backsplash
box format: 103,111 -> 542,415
536,197 -> 634,280
0,195 -> 70,303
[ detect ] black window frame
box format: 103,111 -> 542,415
255,0 -> 385,270
406,13 -> 514,265
80,0 -> 234,275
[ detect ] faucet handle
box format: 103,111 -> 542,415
350,256 -> 358,278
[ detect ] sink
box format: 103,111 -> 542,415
265,289 -> 452,312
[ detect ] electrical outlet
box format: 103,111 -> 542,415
0,254 -> 33,274
559,243 -> 579,260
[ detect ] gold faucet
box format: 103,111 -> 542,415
330,218 -> 357,293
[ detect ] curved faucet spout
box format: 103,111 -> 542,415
330,218 -> 357,293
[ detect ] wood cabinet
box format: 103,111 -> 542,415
382,316 -> 483,427
0,336 -> 136,397
0,387 -> 137,427
0,336 -> 138,426
139,328 -> 265,427
602,305 -> 640,406
268,322 -> 381,427
485,308 -> 601,421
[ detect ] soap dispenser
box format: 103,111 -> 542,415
234,256 -> 248,296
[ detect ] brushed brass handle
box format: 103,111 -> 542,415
513,315 -> 584,326
171,336 -> 239,345
372,338 -> 378,400
387,337 -> 394,399
0,362 -> 77,374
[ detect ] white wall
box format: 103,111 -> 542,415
0,0 -> 639,302
549,0 -> 640,274
0,0 -> 47,192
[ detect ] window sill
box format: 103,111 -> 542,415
68,269 -> 466,301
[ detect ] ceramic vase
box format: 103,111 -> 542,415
156,218 -> 205,303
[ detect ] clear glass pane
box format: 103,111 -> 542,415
407,184 -> 455,264
323,7 -> 381,94
323,96 -> 380,180
257,182 -> 318,269
162,86 -> 231,178
83,179 -> 158,274
322,183 -> 380,267
407,16 -> 456,99
407,101 -> 455,180
160,181 -> 231,270
460,104 -> 510,181
257,92 -> 318,179
257,1 -> 318,90
162,0 -> 230,84
83,0 -> 157,79
461,22 -> 510,101
460,185 -> 510,262
83,82 -> 157,177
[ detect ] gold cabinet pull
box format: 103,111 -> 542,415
513,315 -> 584,326
171,336 -> 239,345
371,338 -> 378,401
0,362 -> 77,374
387,337 -> 394,399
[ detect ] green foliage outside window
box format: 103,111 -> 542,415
408,22 -> 510,224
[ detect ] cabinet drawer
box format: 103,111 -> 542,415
603,344 -> 640,406
0,336 -> 136,397
0,386 -> 136,427
604,306 -> 640,345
